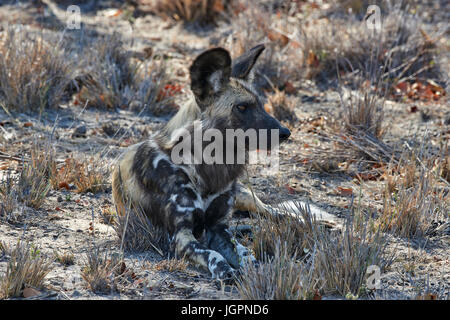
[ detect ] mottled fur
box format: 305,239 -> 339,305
112,45 -> 290,279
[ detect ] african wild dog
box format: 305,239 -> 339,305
112,44 -> 291,279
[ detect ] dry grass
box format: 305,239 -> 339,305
74,34 -> 167,114
0,26 -> 72,114
113,204 -> 169,255
0,170 -> 20,223
81,247 -> 133,294
54,250 -> 75,267
50,156 -> 109,194
138,0 -> 237,24
225,2 -> 444,91
264,88 -> 298,125
313,213 -> 391,297
0,143 -> 52,224
17,145 -> 53,209
0,241 -> 52,299
252,201 -> 318,261
81,247 -> 118,294
0,144 -> 107,224
378,148 -> 448,238
153,258 -> 188,273
237,242 -> 319,300
325,86 -> 394,168
239,201 -> 393,299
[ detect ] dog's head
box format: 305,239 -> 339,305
189,45 -> 291,151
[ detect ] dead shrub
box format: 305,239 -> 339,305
0,241 -> 52,299
0,26 -> 72,114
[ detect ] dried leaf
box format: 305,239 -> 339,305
284,82 -> 296,94
337,186 -> 353,196
23,287 -> 41,298
58,181 -> 70,190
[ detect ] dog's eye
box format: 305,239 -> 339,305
236,105 -> 247,112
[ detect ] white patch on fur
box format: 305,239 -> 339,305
194,248 -> 232,279
152,153 -> 168,169
175,205 -> 195,212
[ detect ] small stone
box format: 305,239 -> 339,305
72,125 -> 87,138
71,290 -> 81,297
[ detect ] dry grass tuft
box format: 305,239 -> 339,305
252,201 -> 318,261
0,26 -> 72,114
50,156 -> 109,194
75,34 -> 167,114
54,250 -> 75,267
0,241 -> 52,299
81,247 -> 133,294
113,204 -> 169,255
237,242 -> 319,300
81,247 -> 118,294
224,2 -> 444,92
0,170 -> 20,223
239,201 -> 392,299
17,145 -> 53,209
313,212 -> 391,297
264,88 -> 298,125
153,258 -> 188,273
0,143 -> 52,223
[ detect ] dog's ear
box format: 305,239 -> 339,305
190,48 -> 232,109
231,44 -> 265,81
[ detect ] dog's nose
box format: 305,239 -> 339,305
280,127 -> 291,142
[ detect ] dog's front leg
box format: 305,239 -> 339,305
205,192 -> 256,269
174,228 -> 234,280
206,223 -> 255,269
166,186 -> 234,280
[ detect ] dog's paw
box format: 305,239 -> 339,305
210,259 -> 236,281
